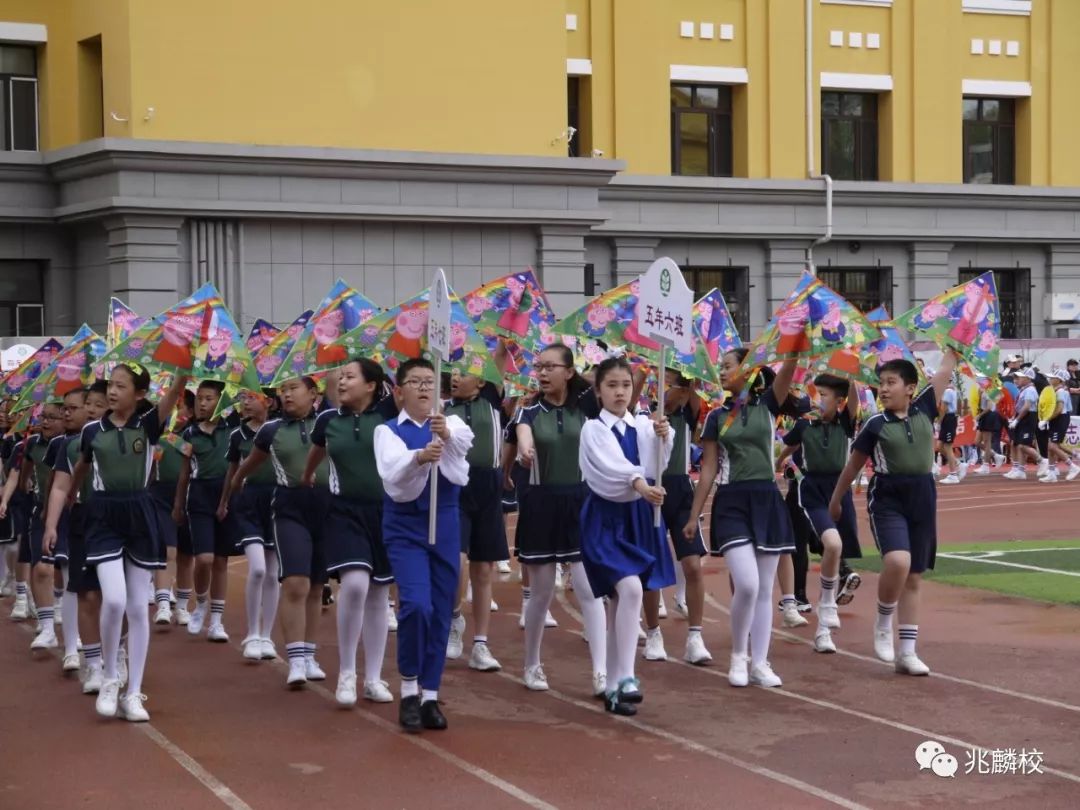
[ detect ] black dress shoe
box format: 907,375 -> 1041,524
420,700 -> 448,730
604,692 -> 637,717
399,695 -> 422,733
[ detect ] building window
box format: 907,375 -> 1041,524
683,266 -> 749,339
583,262 -> 596,296
821,92 -> 878,181
671,84 -> 733,177
959,268 -> 1029,338
567,77 -> 580,158
817,267 -> 893,315
963,98 -> 1014,184
0,45 -> 38,151
0,262 -> 44,336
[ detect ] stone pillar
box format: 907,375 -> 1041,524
612,236 -> 660,287
908,241 -> 954,308
537,225 -> 589,318
761,240 -> 808,333
104,215 -> 186,316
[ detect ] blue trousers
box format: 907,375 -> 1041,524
384,505 -> 461,691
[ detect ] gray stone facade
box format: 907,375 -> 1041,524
2,138 -> 1080,339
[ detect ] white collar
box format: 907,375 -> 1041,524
599,409 -> 635,432
397,410 -> 429,428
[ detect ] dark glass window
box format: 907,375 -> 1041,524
817,267 -> 893,315
583,262 -> 595,296
0,262 -> 44,337
959,268 -> 1029,338
963,98 -> 1015,184
567,77 -> 580,158
671,84 -> 733,177
821,92 -> 878,181
683,266 -> 749,339
0,45 -> 38,151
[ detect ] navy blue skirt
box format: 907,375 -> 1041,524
323,495 -> 393,584
517,483 -> 587,564
580,490 -> 676,599
709,480 -> 796,556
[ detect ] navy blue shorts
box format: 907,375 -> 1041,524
184,478 -> 239,557
938,413 -> 958,445
0,503 -> 13,544
867,474 -> 936,573
31,503 -> 69,567
272,486 -> 329,583
661,474 -> 706,560
84,490 -> 165,570
459,468 -> 510,562
323,495 -> 393,583
17,521 -> 32,564
709,480 -> 795,556
149,480 -> 184,549
516,483 -> 586,565
1013,413 -> 1037,447
797,473 -> 862,559
1050,414 -> 1071,444
234,482 -> 275,550
65,505 -> 99,593
977,412 -> 1002,434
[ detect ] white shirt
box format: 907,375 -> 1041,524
578,409 -> 673,503
373,411 -> 474,503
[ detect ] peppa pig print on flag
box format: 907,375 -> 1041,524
694,288 -> 743,363
251,310 -> 313,387
0,338 -> 64,400
462,269 -> 558,346
11,325 -> 107,412
245,319 -> 281,355
268,280 -> 379,385
107,299 -> 146,349
895,271 -> 1000,379
337,284 -> 501,384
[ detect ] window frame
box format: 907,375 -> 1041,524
567,76 -> 580,158
670,83 -> 734,178
958,267 -> 1030,339
0,45 -> 39,152
816,266 -> 894,316
681,265 -> 750,340
820,91 -> 879,181
962,97 -> 1015,185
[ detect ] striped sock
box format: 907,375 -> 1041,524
875,601 -> 897,632
15,582 -> 26,597
210,599 -> 225,626
83,643 -> 102,665
286,642 -> 305,665
176,588 -> 192,609
522,587 -> 531,601
154,589 -> 171,608
303,642 -> 317,662
688,626 -> 703,635
819,575 -> 837,607
473,635 -> 488,645
781,593 -> 796,608
38,606 -> 55,634
53,587 -> 64,602
898,625 -> 918,656
195,591 -> 208,607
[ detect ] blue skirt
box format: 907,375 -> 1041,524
579,490 -> 676,599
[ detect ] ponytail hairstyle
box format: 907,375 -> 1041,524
594,356 -> 633,388
113,362 -> 152,393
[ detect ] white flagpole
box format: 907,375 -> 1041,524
429,357 -> 441,545
654,348 -> 665,528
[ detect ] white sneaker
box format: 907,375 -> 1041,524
175,606 -> 191,626
817,603 -> 841,630
363,679 -> 394,703
672,599 -> 689,619
117,647 -> 128,687
782,603 -> 809,628
286,660 -> 307,687
683,633 -> 713,665
496,560 -> 512,575
153,604 -> 172,625
657,595 -> 667,618
335,672 -> 358,706
96,678 -> 121,717
82,666 -> 104,695
874,628 -> 895,663
637,623 -> 647,642
446,613 -> 466,659
939,474 -> 960,485
750,661 -> 783,688
519,598 -> 528,629
643,629 -> 667,661
728,653 -> 750,687
490,598 -> 499,612
207,623 -> 229,643
305,658 -> 326,681
468,641 -> 502,672
895,653 -> 931,676
975,464 -> 991,475
1037,459 -> 1050,477
1039,473 -> 1059,483
957,462 -> 969,481
524,663 -> 549,691
814,629 -> 837,654
387,604 -> 397,633
994,452 -> 1007,466
1004,469 -> 1027,480
554,565 -> 564,589
118,693 -> 150,722
0,576 -> 12,597
592,671 -> 607,697
187,603 -> 207,635
10,593 -> 29,620
62,652 -> 81,672
260,638 -> 277,660
544,610 -> 558,628
30,629 -> 58,650
242,637 -> 263,660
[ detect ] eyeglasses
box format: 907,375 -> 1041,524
534,363 -> 570,373
402,379 -> 436,391
60,405 -> 84,414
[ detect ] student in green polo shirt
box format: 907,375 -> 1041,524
44,363 -> 189,723
829,349 -> 958,677
150,388 -> 193,626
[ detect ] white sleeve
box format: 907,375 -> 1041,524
437,414 -> 474,487
373,424 -> 429,503
634,413 -> 673,480
578,420 -> 644,503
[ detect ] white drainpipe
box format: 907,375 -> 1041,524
805,0 -> 833,276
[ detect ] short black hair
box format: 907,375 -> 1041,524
197,380 -> 225,395
181,389 -> 196,410
1068,359 -> 1079,367
877,359 -> 919,386
813,373 -> 850,397
88,379 -> 109,397
397,357 -> 434,384
594,356 -> 633,387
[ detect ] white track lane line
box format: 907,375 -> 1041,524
936,552 -> 1080,578
938,496 -> 1080,513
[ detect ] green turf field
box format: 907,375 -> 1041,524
851,539 -> 1080,607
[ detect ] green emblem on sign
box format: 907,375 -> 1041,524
660,268 -> 671,297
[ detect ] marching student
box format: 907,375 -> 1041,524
218,390 -> 280,661
973,378 -> 1006,475
44,364 -> 189,721
685,350 -> 799,688
0,399 -> 16,599
937,382 -> 967,485
579,357 -> 673,715
373,358 -> 474,732
444,366 -> 509,673
829,351 -> 958,676
304,358 -> 397,706
1039,370 -> 1080,482
225,376 -> 330,688
173,381 -> 237,641
777,374 -> 862,654
149,389 -> 194,626
1005,368 -> 1047,480
513,344 -> 609,696
2,429 -> 34,621
642,368 -> 712,666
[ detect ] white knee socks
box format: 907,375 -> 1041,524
336,570 -> 371,675
611,576 -> 643,687
523,563 -> 556,669
361,584 -> 390,684
571,561 -> 607,676
60,565 -> 78,657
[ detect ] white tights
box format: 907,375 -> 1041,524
523,562 -> 607,674
98,558 -> 152,696
243,544 -> 280,640
337,570 -> 389,683
606,576 -> 643,689
725,544 -> 780,666
60,565 -> 79,657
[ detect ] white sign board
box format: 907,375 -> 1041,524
637,257 -> 694,354
1,344 -> 36,372
428,267 -> 452,363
